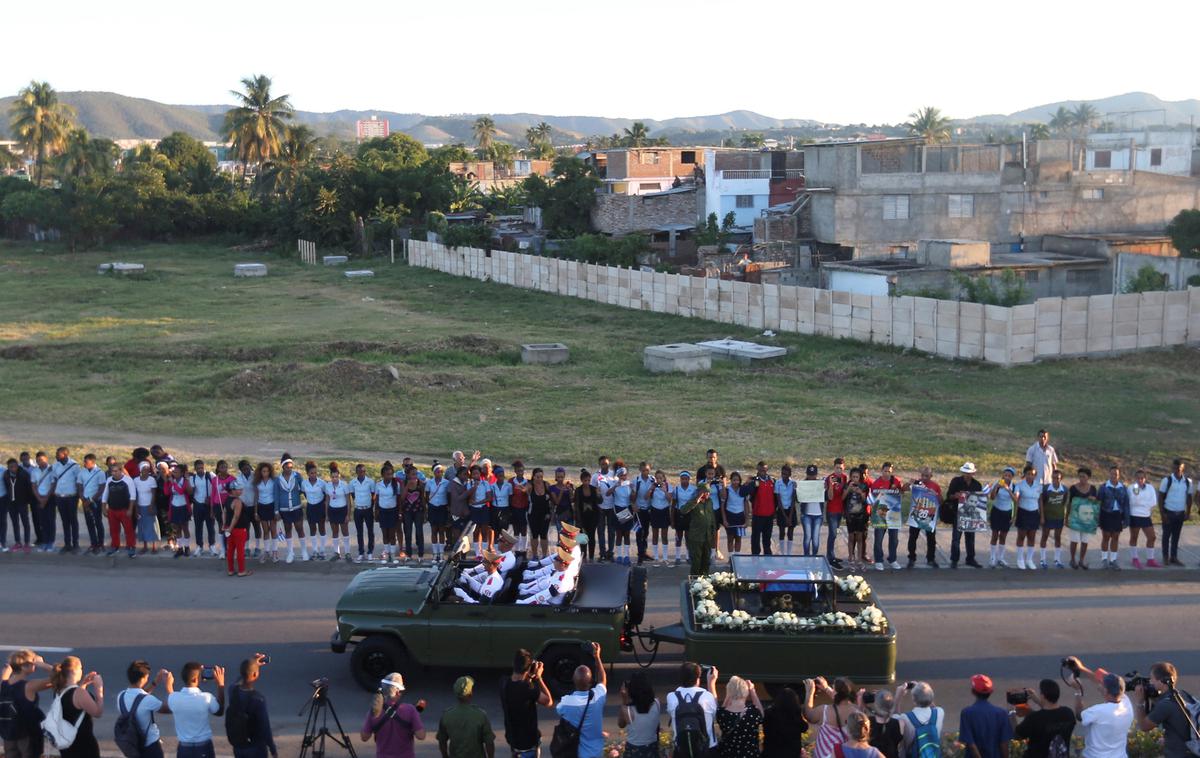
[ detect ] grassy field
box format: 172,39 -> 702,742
1,239 -> 1198,482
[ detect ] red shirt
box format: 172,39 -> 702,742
912,478 -> 942,498
825,472 -> 848,514
751,477 -> 776,517
124,458 -> 143,479
870,475 -> 905,495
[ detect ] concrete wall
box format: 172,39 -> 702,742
406,240 -> 1200,366
591,188 -> 698,235
1115,253 -> 1200,291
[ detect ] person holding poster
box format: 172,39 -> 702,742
870,463 -> 906,571
1066,467 -> 1099,569
797,466 -> 826,558
987,466 -> 1018,568
947,463 -> 984,569
906,466 -> 941,569
843,469 -> 871,571
824,459 -> 849,569
1039,469 -> 1069,569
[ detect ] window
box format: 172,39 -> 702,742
680,150 -> 696,163
640,152 -> 660,165
1067,268 -> 1103,288
1038,191 -> 1050,200
638,183 -> 662,192
1093,150 -> 1111,169
947,194 -> 974,218
1081,188 -> 1104,200
735,195 -> 755,208
882,195 -> 909,220
1022,270 -> 1040,283
1150,148 -> 1163,167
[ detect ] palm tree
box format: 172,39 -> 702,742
1048,106 -> 1073,136
623,121 -> 650,147
740,133 -> 765,148
532,121 -> 552,144
57,129 -> 118,180
1071,103 -> 1099,136
222,75 -> 294,182
488,141 -> 515,170
1027,123 -> 1051,140
8,81 -> 75,186
259,124 -> 317,196
473,116 -> 496,153
904,106 -> 951,144
0,144 -> 19,170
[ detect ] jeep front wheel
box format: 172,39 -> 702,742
350,635 -> 407,691
541,645 -> 586,697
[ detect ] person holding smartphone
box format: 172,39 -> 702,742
167,662 -> 226,758
500,650 -> 552,758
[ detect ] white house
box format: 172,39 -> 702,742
1085,129 -> 1195,176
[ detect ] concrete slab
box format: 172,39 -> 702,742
521,343 -> 569,365
696,339 -> 787,364
323,255 -> 349,266
99,262 -> 145,275
643,343 -> 711,374
344,270 -> 375,278
234,263 -> 267,277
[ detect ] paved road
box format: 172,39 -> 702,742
2,553 -> 1199,757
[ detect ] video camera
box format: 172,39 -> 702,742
1005,689 -> 1029,706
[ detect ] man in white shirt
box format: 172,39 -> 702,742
591,456 -> 617,561
118,660 -> 174,758
1025,429 -> 1059,486
1157,459 -> 1193,567
1066,658 -> 1134,758
167,662 -> 225,758
665,662 -> 719,752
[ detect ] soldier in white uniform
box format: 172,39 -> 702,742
455,549 -> 505,603
464,530 -> 519,579
517,547 -> 577,605
525,522 -> 581,571
523,534 -> 580,581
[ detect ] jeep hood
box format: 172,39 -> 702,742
335,567 -> 434,616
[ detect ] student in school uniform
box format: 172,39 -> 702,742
79,453 -> 107,555
49,447 -> 83,554
326,463 -> 352,561
609,468 -> 636,565
375,462 -> 402,564
30,452 -> 55,551
671,472 -> 697,565
722,472 -> 753,558
350,463 -> 377,563
233,460 -> 259,558
467,465 -> 495,557
301,461 -> 329,561
507,462 -> 531,553
775,465 -> 799,556
252,462 -> 279,563
400,466 -> 426,563
424,464 -> 450,563
647,470 -> 673,565
166,463 -> 193,558
189,460 -> 217,558
275,454 -> 308,564
632,463 -> 655,564
987,466 -> 1018,568
491,465 -> 512,542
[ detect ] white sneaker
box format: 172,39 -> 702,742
874,562 -> 885,571
286,550 -> 295,564
1017,556 -> 1026,570
301,550 -> 311,561
889,561 -> 902,570
355,553 -> 365,563
997,559 -> 1009,568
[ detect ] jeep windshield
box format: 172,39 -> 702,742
427,523 -> 476,604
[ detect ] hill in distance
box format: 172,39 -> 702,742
2,90 -> 1196,143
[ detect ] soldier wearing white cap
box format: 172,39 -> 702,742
455,550 -> 505,603
464,530 -> 519,578
523,533 -> 581,581
516,547 -> 576,605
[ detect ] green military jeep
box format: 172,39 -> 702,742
331,527 -> 647,693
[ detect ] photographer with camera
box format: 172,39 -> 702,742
1061,657 -> 1133,758
666,662 -> 719,758
167,662 -> 225,758
226,654 -> 275,758
1007,679 -> 1075,758
894,681 -> 943,758
362,672 -> 426,758
500,650 -> 553,758
1132,662 -> 1199,758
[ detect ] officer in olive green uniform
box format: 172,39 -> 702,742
679,483 -> 714,575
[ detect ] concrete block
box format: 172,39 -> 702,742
697,339 -> 787,364
521,343 -> 569,365
1114,334 -> 1138,351
1061,338 -> 1087,355
936,340 -> 958,358
1011,304 -> 1035,322
1035,298 -> 1062,326
100,262 -> 145,274
1036,339 -> 1061,356
643,344 -> 711,374
322,255 -> 349,266
344,270 -> 374,278
832,290 -> 851,305
234,263 -> 267,277
832,303 -> 852,317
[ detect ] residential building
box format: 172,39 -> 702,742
356,115 -> 390,142
1085,129 -> 1197,177
802,137 -> 1200,258
702,148 -> 804,228
597,147 -> 703,195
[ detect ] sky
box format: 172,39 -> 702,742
5,0 -> 1197,124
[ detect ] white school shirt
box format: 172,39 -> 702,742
592,471 -> 617,509
375,479 -> 399,509
674,483 -> 697,508
234,473 -> 257,508
666,687 -> 719,748
326,480 -> 350,509
255,480 -> 276,506
1014,479 -> 1042,511
169,479 -> 189,507
650,483 -> 671,510
424,477 -> 449,506
31,465 -> 53,498
79,466 -> 106,500
469,481 -> 492,508
132,476 -> 157,507
1158,475 -> 1193,512
350,476 -> 375,508
724,486 -> 747,515
1129,483 -> 1157,518
301,477 -> 326,505
493,481 -> 511,508
50,458 -> 82,497
189,473 -> 212,504
167,687 -> 220,743
991,481 -> 1016,511
632,476 -> 654,509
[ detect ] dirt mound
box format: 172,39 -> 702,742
219,359 -> 397,399
0,345 -> 37,360
426,334 -> 509,356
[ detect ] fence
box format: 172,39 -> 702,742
298,239 -> 317,265
405,240 -> 1200,366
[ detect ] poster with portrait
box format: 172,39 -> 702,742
871,489 -> 903,529
956,493 -> 990,533
909,485 -> 940,533
1068,496 -> 1100,535
797,480 -> 825,504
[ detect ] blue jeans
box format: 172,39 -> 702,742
600,509 -> 617,558
801,514 -> 823,556
177,741 -> 215,758
873,528 -> 899,564
56,496 -> 79,548
825,513 -> 843,560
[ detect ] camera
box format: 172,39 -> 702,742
904,681 -> 916,691
311,676 -> 330,690
201,666 -> 214,681
862,691 -> 876,705
259,654 -> 271,665
1061,657 -> 1081,677
1006,689 -> 1029,706
700,664 -> 714,683
1124,672 -> 1158,698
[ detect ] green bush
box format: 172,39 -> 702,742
556,233 -> 648,267
953,269 -> 1028,306
1122,264 -> 1169,294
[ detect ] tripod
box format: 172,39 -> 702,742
298,683 -> 357,758
1162,679 -> 1200,754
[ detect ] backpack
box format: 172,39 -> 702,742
225,688 -> 254,748
1177,691 -> 1200,757
42,686 -> 84,751
108,480 -> 132,510
672,690 -> 710,758
1047,733 -> 1069,758
113,691 -> 147,758
903,709 -> 942,758
0,680 -> 20,740
938,492 -> 960,525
